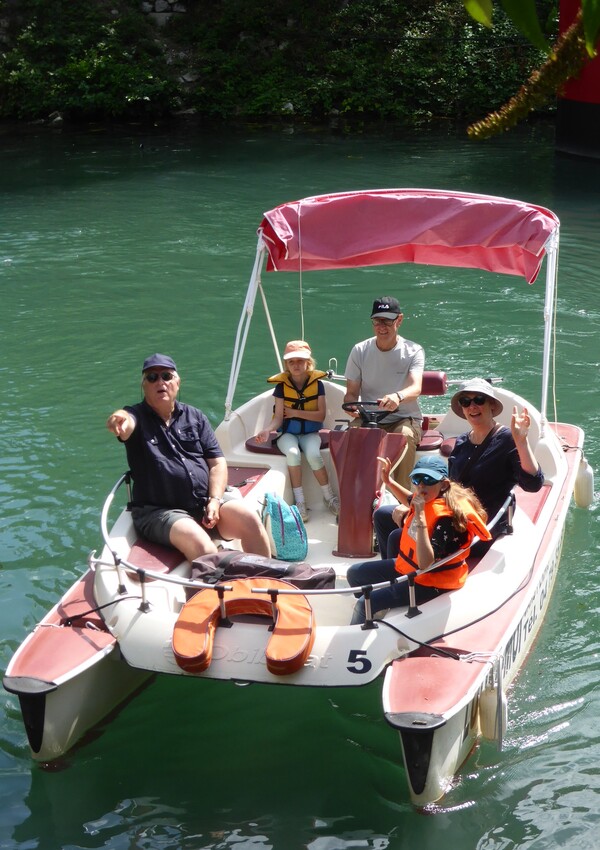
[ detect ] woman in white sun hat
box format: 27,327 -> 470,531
447,377 -> 544,538
374,377 -> 544,559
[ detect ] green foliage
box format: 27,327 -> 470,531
465,0 -> 494,28
582,0 -> 600,55
170,0 -> 554,124
0,0 -> 558,126
464,0 -> 552,50
469,7 -> 589,138
499,0 -> 551,51
0,0 -> 178,120
465,0 -> 600,56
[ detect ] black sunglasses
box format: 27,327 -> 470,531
371,317 -> 397,326
458,394 -> 488,408
410,474 -> 441,486
144,371 -> 175,383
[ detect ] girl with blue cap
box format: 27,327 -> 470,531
347,455 -> 490,624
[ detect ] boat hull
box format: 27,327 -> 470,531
5,650 -> 151,762
4,406 -> 583,788
382,422 -> 581,806
3,570 -> 151,761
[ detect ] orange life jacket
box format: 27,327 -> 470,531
394,497 -> 491,589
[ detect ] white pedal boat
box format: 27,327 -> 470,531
4,189 -> 592,807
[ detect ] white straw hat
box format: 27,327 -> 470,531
450,378 -> 503,419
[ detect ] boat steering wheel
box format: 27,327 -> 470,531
342,401 -> 390,428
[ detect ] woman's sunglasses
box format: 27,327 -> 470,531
458,394 -> 488,408
144,371 -> 175,383
410,474 -> 441,486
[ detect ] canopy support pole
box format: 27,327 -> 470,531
223,236 -> 282,421
539,227 -> 560,437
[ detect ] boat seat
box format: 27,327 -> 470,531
421,370 -> 448,396
128,539 -> 184,575
245,429 -> 330,455
226,465 -> 268,493
248,425 -> 447,454
172,577 -> 315,676
416,371 -> 448,452
418,416 -> 444,452
440,437 -> 456,457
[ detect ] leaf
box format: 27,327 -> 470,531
464,0 -> 493,28
582,0 -> 600,56
499,0 -> 550,53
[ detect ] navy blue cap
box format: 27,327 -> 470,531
142,353 -> 177,373
410,455 -> 448,481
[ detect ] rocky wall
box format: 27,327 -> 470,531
141,0 -> 187,28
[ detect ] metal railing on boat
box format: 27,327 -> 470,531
91,474 -> 513,627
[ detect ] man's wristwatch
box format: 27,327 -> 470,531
396,392 -> 404,403
208,495 -> 224,505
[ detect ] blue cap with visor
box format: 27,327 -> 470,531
410,455 -> 448,482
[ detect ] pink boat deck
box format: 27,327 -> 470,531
7,571 -> 114,682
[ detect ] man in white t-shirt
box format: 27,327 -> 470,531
344,296 -> 424,488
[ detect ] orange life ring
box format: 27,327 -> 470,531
172,577 -> 315,676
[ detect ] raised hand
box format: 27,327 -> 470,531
377,456 -> 392,485
511,405 -> 531,445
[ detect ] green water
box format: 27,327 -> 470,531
1,121 -> 599,849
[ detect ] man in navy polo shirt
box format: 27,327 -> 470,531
107,353 -> 270,561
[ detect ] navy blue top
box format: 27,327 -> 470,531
449,426 -> 544,528
123,400 -> 223,514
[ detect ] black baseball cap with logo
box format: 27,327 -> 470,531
370,296 -> 401,320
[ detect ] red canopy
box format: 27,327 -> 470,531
259,189 -> 559,283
